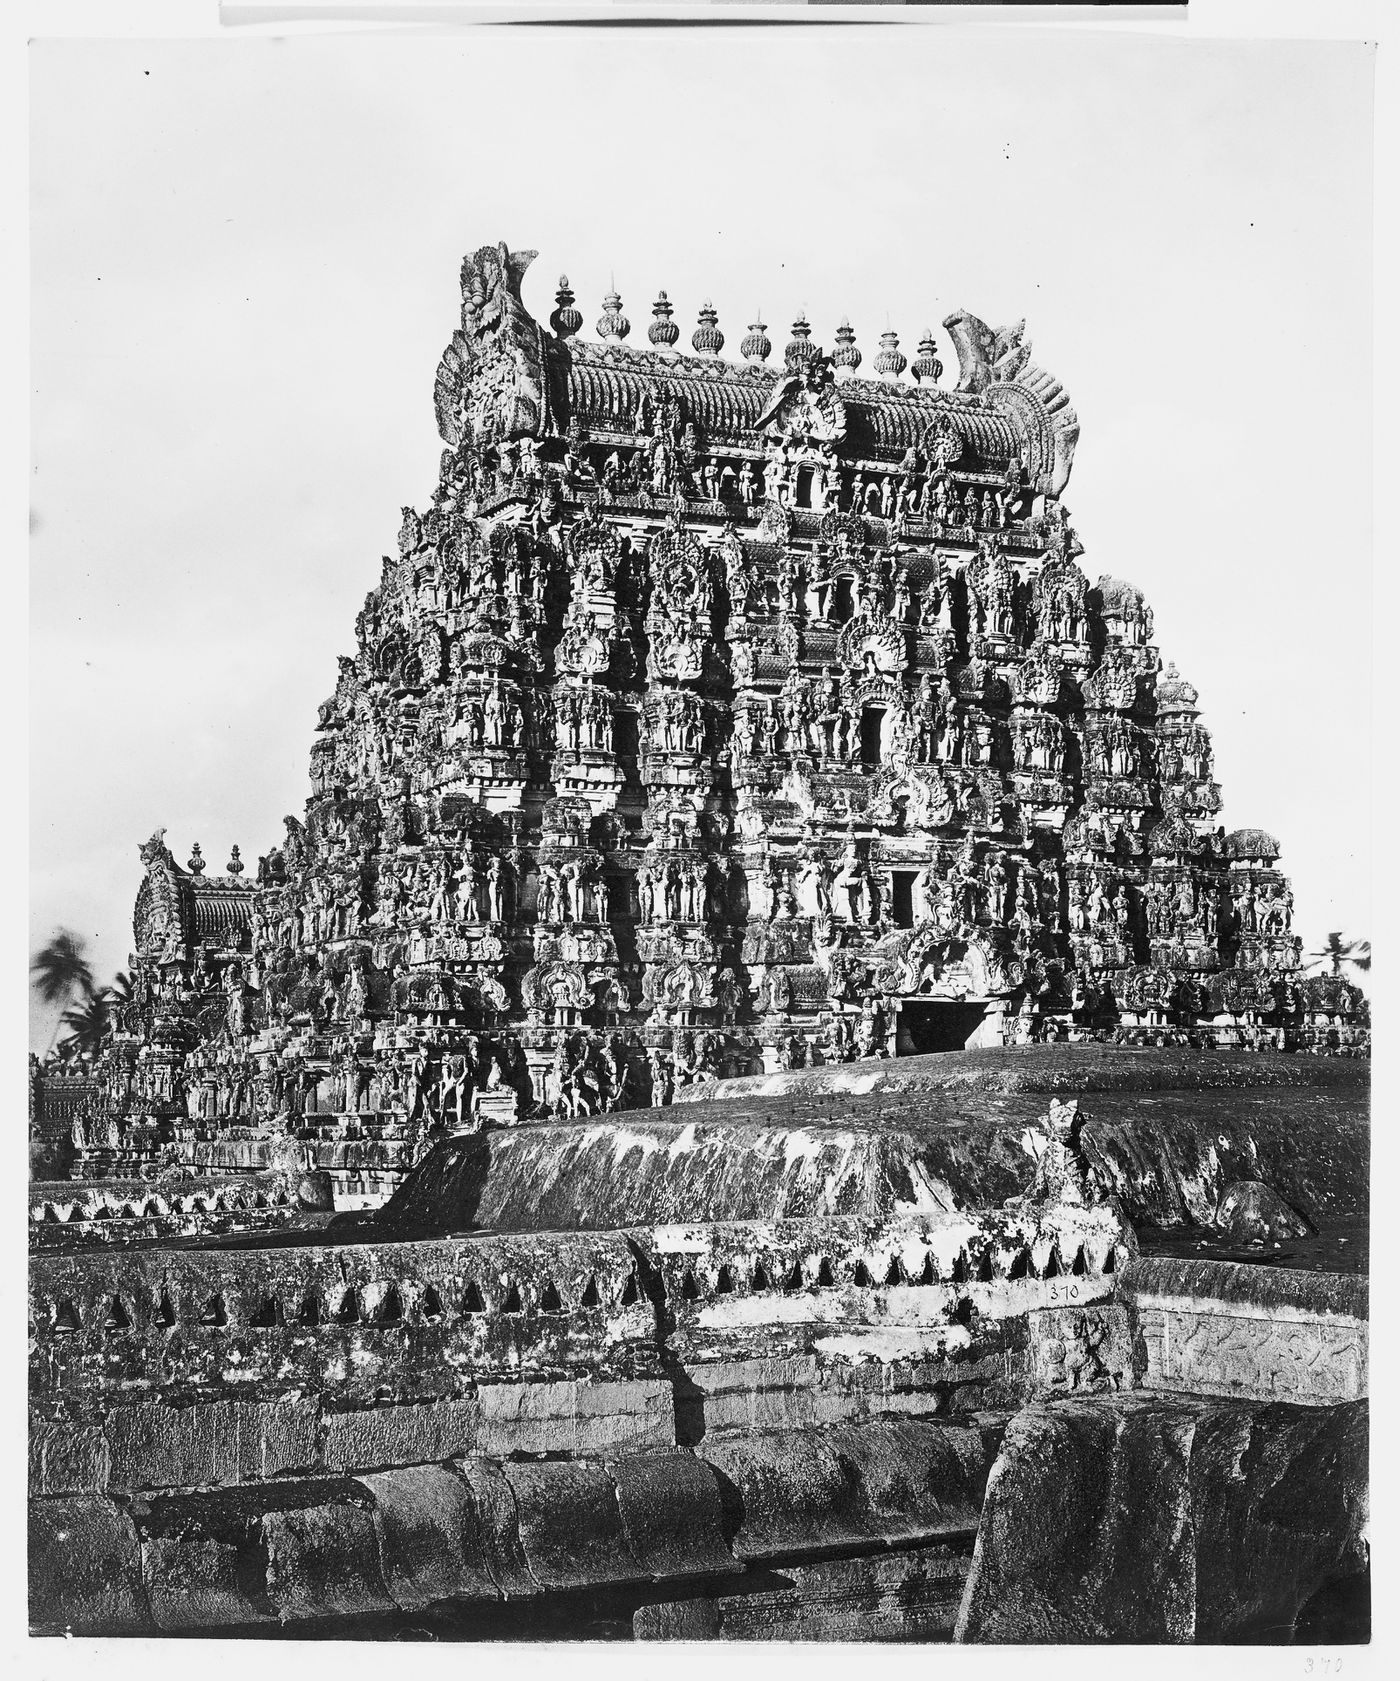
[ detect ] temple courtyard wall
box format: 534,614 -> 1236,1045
29,1048 -> 1369,1642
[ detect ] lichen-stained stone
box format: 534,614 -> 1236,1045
1122,1257 -> 1368,1406
1187,1399 -> 1369,1642
107,1398 -> 238,1491
729,1547 -> 969,1641
1076,1088 -> 1368,1230
29,1229 -> 659,1413
103,1397 -> 320,1492
450,1456 -> 539,1598
237,1398 -> 323,1482
576,1377 -> 676,1448
379,1070 -> 1366,1238
633,1597 -> 724,1639
474,1375 -> 673,1456
637,1543 -> 973,1641
141,1534 -> 275,1632
1213,1179 -> 1312,1242
955,1395 -> 1196,1641
32,1421 -> 111,1495
261,1495 -> 397,1622
321,1397 -> 481,1474
503,1459 -> 643,1589
954,1394 -> 1369,1643
383,1113 -> 1045,1233
689,1046 -> 1367,1105
29,1496 -> 152,1634
356,1464 -> 499,1610
697,1419 -> 989,1560
610,1450 -> 734,1578
1027,1303 -> 1140,1395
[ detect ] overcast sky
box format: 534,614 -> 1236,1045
29,24 -> 1372,1048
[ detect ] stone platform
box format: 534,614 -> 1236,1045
28,1049 -> 1370,1641
380,1048 -> 1367,1238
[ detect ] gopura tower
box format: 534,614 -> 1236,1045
107,241 -> 1356,1204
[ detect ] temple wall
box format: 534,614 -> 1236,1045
1122,1257 -> 1368,1406
378,1077 -> 1366,1236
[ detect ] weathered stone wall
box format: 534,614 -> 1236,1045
30,1418 -> 1000,1635
27,1059 -> 1371,1641
1121,1257 -> 1368,1406
955,1393 -> 1368,1643
689,1045 -> 1369,1102
29,1172 -> 307,1251
380,1078 -> 1366,1237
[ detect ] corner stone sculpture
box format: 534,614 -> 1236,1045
65,241 -> 1366,1206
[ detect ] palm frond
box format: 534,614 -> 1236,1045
31,930 -> 96,1006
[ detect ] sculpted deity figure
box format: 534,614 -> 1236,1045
887,702 -> 918,765
855,995 -> 885,1058
344,955 -> 369,1023
536,864 -> 561,925
937,702 -> 961,764
428,858 -> 453,923
561,859 -> 589,922
726,547 -> 751,617
834,838 -> 871,925
647,1049 -> 674,1107
986,852 -> 1009,923
760,855 -> 784,923
731,704 -> 754,760
455,851 -> 479,922
767,965 -> 794,1016
797,852 -> 833,918
913,862 -> 940,925
1144,877 -> 1166,937
485,854 -> 507,922
951,837 -> 982,925
484,683 -> 506,747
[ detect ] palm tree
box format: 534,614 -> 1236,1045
1305,932 -> 1371,977
57,989 -> 113,1062
31,930 -> 96,1055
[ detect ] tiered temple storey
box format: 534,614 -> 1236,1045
87,241 -> 1365,1202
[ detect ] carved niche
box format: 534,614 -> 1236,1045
836,611 -> 908,676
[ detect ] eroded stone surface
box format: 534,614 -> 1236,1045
380,1072 -> 1366,1236
955,1394 -> 1369,1643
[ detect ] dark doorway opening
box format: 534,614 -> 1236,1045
614,712 -> 639,757
897,1000 -> 989,1055
831,577 -> 854,623
890,870 -> 915,929
860,707 -> 885,766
